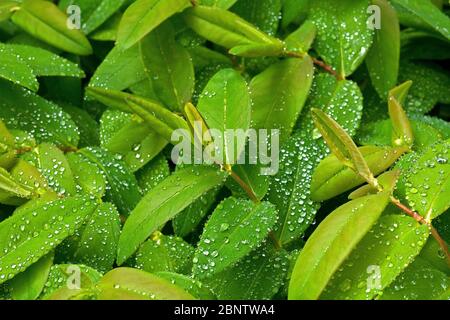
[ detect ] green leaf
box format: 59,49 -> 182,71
117,0 -> 192,50
403,139 -> 450,220
156,271 -> 216,300
6,44 -> 85,78
132,233 -> 194,275
192,197 -> 278,278
297,73 -> 363,139
380,257 -> 450,300
226,164 -> 269,201
365,0 -> 400,99
86,87 -> 190,143
96,267 -> 194,300
118,166 -> 227,265
66,152 -> 106,198
309,0 -> 373,77
284,20 -> 317,54
281,0 -> 309,28
140,22 -> 195,111
11,0 -> 93,55
183,6 -> 284,56
0,43 -> 38,91
136,154 -> 170,194
59,104 -> 99,148
0,195 -> 98,284
288,191 -> 391,300
311,145 -> 407,201
201,0 -> 237,9
0,80 -> 80,148
357,119 -> 442,152
311,108 -> 375,184
231,0 -> 282,36
388,92 -> 414,148
40,264 -> 102,300
89,45 -> 150,92
251,57 -> 314,144
267,132 -> 324,246
398,60 -> 450,114
57,202 -> 121,273
391,0 -> 450,40
79,147 -> 142,216
203,242 -> 289,299
100,109 -> 167,172
322,215 -> 430,300
32,143 -> 77,197
173,186 -> 220,238
197,68 -> 251,164
9,252 -> 53,300
59,0 -> 127,34
0,1 -> 18,22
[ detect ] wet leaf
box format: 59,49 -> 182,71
192,197 -> 278,278
0,195 -> 98,284
309,0 -> 373,77
96,267 -> 194,300
251,57 -> 313,144
11,0 -> 93,55
197,68 -> 251,164
311,145 -> 407,201
365,0 -> 400,99
322,215 -> 429,300
117,0 -> 192,50
118,166 -> 227,265
288,191 -> 391,300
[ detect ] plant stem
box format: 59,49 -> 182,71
285,51 -> 342,80
227,167 -> 282,250
228,169 -> 260,203
390,196 -> 450,267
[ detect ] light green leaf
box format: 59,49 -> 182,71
40,264 -> 102,300
322,215 -> 430,300
366,0 -> 400,99
117,0 -> 192,50
118,166 -> 228,265
11,0 -> 93,55
288,191 -> 391,300
183,5 -> 284,56
197,68 -> 251,164
285,20 -> 317,54
156,271 -> 216,300
311,145 -> 407,201
309,0 -> 373,77
312,108 -> 375,184
192,197 -> 278,278
251,57 -> 314,144
96,267 -> 194,300
0,195 -> 98,284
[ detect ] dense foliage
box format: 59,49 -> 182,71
0,0 -> 449,300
